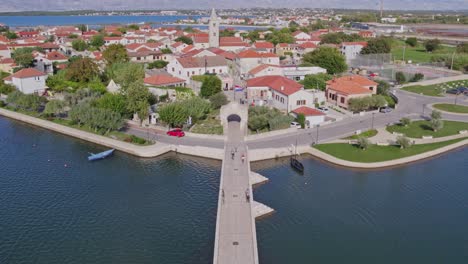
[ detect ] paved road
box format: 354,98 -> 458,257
127,87 -> 468,150
213,120 -> 258,264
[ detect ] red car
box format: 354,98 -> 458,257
166,128 -> 185,137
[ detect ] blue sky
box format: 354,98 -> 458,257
1,0 -> 467,12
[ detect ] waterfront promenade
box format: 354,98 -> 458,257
213,115 -> 258,264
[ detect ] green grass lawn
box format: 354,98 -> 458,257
344,129 -> 378,140
314,138 -> 466,163
402,80 -> 468,97
392,42 -> 455,63
433,104 -> 468,114
51,118 -> 152,145
190,109 -> 223,135
386,120 -> 468,138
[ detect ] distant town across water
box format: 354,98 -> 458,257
0,15 -> 268,31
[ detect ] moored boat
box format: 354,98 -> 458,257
88,149 -> 115,161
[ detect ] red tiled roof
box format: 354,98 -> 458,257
181,45 -> 195,53
8,68 -> 46,79
247,75 -> 302,96
326,76 -> 376,95
0,57 -> 14,64
298,42 -> 317,49
248,64 -> 280,75
253,42 -> 274,49
39,42 -> 60,49
237,49 -> 278,59
0,44 -> 8,50
177,55 -> 227,68
46,51 -> 67,61
144,74 -> 185,86
292,106 -> 325,116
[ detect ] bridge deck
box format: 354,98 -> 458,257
213,121 -> 258,264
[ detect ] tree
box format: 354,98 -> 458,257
43,100 -> 66,117
320,32 -> 363,45
5,31 -> 18,39
456,43 -> 468,53
376,80 -> 390,95
66,57 -> 99,83
396,135 -> 411,149
209,92 -> 228,109
126,82 -> 151,124
12,48 -> 35,68
400,117 -> 411,127
410,73 -> 424,82
105,62 -> 145,92
371,95 -> 388,109
302,47 -> 347,74
300,73 -> 333,90
158,102 -> 188,127
356,137 -> 370,150
6,91 -> 45,111
102,44 -> 128,65
220,29 -> 236,37
430,118 -> 444,132
430,110 -> 442,120
200,75 -> 222,98
160,48 -> 173,54
248,115 -> 269,132
128,24 -> 140,30
0,82 -> 15,95
297,113 -> 306,129
69,103 -> 124,133
147,60 -> 169,69
265,30 -> 294,45
179,97 -> 212,122
75,24 -> 87,32
395,71 -> 406,84
424,39 -> 441,52
361,37 -> 392,54
174,36 -> 193,45
96,93 -> 129,117
90,34 -> 105,48
72,39 -> 88,51
405,37 -> 418,47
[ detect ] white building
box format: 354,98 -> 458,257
340,42 -> 368,62
166,55 -> 228,82
3,68 -> 48,94
235,49 -> 280,76
282,66 -> 327,81
291,107 -> 326,127
246,75 -> 316,113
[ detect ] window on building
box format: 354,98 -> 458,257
172,67 -> 175,72
296,100 -> 306,105
187,72 -> 189,77
340,97 -> 345,103
281,98 -> 284,103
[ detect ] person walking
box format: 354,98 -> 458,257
241,154 -> 245,164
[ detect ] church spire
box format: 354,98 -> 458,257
208,8 -> 219,48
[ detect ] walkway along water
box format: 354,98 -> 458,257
213,108 -> 273,264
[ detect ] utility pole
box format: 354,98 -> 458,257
450,51 -> 456,71
380,0 -> 384,19
402,44 -> 406,62
371,113 -> 376,130
316,124 -> 320,144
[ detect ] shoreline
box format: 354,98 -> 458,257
1,107 -> 466,169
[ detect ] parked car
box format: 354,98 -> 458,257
167,128 -> 185,137
446,87 -> 468,95
290,122 -> 302,129
317,106 -> 329,113
380,107 -> 392,113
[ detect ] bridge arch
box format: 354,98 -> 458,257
227,114 -> 241,123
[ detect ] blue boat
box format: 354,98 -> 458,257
88,149 -> 115,161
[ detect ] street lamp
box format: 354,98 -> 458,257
371,112 -> 376,130
455,92 -> 460,105
316,124 -> 320,144
450,51 -> 456,71
422,104 -> 426,116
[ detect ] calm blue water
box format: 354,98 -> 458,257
1,116 -> 468,263
0,15 -> 198,27
0,15 -> 265,31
